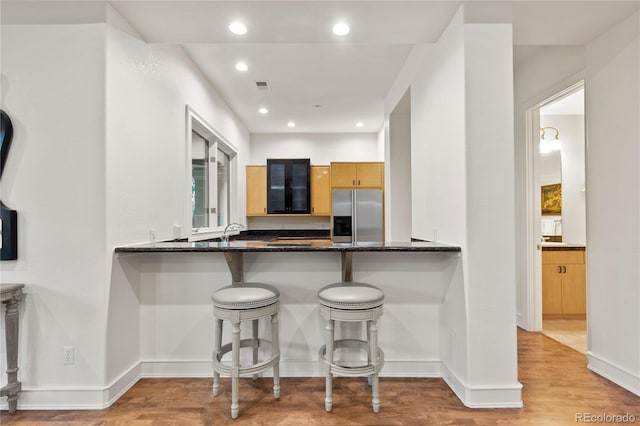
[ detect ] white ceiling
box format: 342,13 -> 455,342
3,1 -> 638,133
541,89 -> 585,116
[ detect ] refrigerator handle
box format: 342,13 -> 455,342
352,190 -> 357,244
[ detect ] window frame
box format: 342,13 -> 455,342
186,106 -> 238,241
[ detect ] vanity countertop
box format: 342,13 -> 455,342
540,242 -> 586,251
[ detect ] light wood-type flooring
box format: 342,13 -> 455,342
2,329 -> 639,425
542,318 -> 587,354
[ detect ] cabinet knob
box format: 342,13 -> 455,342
358,180 -> 361,185
563,265 -> 567,274
558,266 -> 562,274
353,180 -> 355,185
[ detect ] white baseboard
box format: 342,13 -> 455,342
139,359 -> 442,378
441,364 -> 523,408
0,363 -> 142,410
0,359 -> 481,410
588,352 -> 640,396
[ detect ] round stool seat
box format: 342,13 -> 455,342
318,282 -> 384,310
213,283 -> 279,310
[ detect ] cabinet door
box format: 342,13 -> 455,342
561,263 -> 587,314
331,163 -> 357,188
311,166 -> 331,216
542,264 -> 563,314
267,161 -> 287,213
356,162 -> 384,188
246,166 -> 267,216
289,160 -> 311,213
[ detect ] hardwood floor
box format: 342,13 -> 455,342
2,329 -> 639,425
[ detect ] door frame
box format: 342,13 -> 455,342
523,78 -> 585,331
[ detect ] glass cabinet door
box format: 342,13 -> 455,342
268,161 -> 287,213
290,160 -> 310,213
267,159 -> 310,214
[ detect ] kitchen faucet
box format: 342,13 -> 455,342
221,222 -> 243,243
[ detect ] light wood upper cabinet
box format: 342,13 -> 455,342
330,162 -> 384,189
246,166 -> 267,216
356,163 -> 384,188
330,163 -> 357,188
542,250 -> 586,316
311,166 -> 331,216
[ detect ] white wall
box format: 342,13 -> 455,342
249,132 -> 380,164
388,106 -> 412,242
0,4 -> 252,407
0,24 -> 109,403
382,7 -> 521,407
513,46 -> 586,328
585,11 -> 639,396
104,11 -> 251,389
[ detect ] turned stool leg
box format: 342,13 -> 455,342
324,318 -> 334,412
252,319 -> 259,380
231,320 -> 241,419
271,312 -> 280,399
212,318 -> 223,396
367,324 -> 373,386
369,320 -> 380,413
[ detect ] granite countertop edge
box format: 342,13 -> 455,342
115,241 -> 461,253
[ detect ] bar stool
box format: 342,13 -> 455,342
212,283 -> 280,419
318,282 -> 385,413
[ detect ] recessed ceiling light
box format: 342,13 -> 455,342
235,62 -> 248,72
332,22 -> 350,36
287,121 -> 296,127
229,22 -> 247,35
259,107 -> 268,114
356,121 -> 364,127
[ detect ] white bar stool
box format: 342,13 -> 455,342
318,281 -> 385,413
212,283 -> 280,419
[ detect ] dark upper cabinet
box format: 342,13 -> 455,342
267,159 -> 310,214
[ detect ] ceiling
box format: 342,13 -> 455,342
3,1 -> 639,134
541,89 -> 585,116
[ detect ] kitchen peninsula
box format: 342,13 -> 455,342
116,239 -> 460,283
113,237 -> 466,391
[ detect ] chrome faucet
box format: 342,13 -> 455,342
221,222 -> 243,243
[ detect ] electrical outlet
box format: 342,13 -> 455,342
173,225 -> 182,239
64,346 -> 74,365
150,228 -> 157,243
432,227 -> 438,242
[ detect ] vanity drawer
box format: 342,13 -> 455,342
542,250 -> 584,265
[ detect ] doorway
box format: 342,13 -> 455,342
527,81 -> 587,354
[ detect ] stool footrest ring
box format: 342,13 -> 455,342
213,338 -> 279,377
319,339 -> 384,377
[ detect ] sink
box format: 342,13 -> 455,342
266,242 -> 312,247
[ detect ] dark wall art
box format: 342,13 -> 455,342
1,109 -> 18,260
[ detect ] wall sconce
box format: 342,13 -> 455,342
540,126 -> 561,154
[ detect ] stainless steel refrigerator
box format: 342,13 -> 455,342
331,189 -> 383,244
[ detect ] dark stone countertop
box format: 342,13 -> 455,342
540,243 -> 586,251
115,240 -> 461,253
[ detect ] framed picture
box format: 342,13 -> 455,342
541,183 -> 562,216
